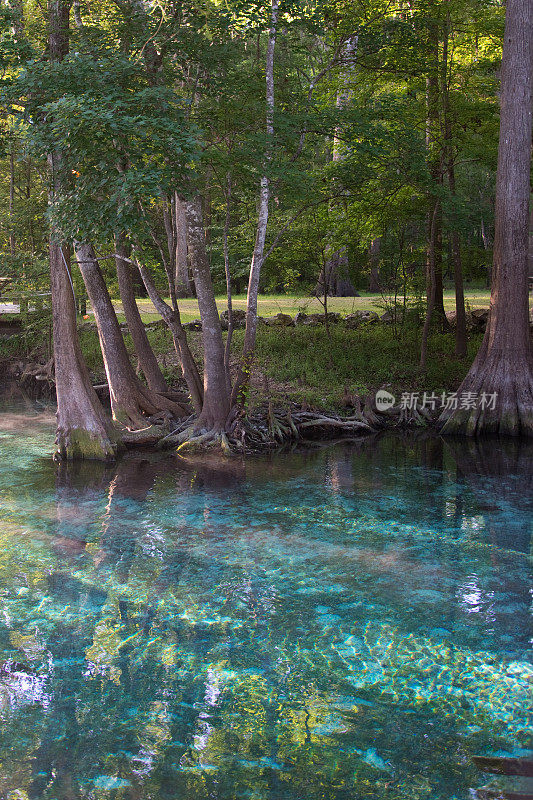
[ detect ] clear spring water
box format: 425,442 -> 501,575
0,405 -> 531,799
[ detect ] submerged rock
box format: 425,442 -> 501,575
93,776 -> 132,789
360,747 -> 393,773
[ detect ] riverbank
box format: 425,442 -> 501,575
78,319 -> 485,412
0,311 -> 490,453
1,310 -> 486,409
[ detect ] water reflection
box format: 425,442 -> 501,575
0,413 -> 530,799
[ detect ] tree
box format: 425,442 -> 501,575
114,234 -> 168,394
314,35 -> 358,299
47,0 -> 118,461
234,0 -> 279,404
440,0 -> 533,437
74,241 -> 188,427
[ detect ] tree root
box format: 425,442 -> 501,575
155,416 -> 196,448
151,404 -> 380,456
111,385 -> 190,430
121,425 -> 171,448
58,397 -> 434,459
21,358 -> 55,385
437,352 -> 533,437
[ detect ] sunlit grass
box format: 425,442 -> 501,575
106,291 -> 492,324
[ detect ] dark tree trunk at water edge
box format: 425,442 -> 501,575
440,0 -> 533,437
50,237 -> 118,460
184,197 -> 230,430
47,0 -> 118,461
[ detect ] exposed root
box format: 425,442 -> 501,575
121,425 -> 171,448
396,404 -> 432,427
176,431 -> 220,453
59,397 -> 431,459
107,384 -> 190,431
296,414 -> 372,433
21,358 -> 55,386
156,415 -> 196,448
152,404 -> 380,455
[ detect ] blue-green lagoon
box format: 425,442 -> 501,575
0,406 -> 531,799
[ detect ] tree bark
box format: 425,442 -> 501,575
425,12 -> 448,331
132,250 -> 204,413
223,173 -> 233,393
315,35 -> 358,298
47,0 -> 118,461
75,241 -> 188,427
114,0 -> 226,431
440,0 -> 533,437
9,142 -> 15,257
450,226 -> 467,358
184,196 -> 230,429
174,193 -> 192,297
420,200 -> 439,371
50,236 -> 118,460
114,234 -> 168,393
368,238 -> 381,292
442,8 -> 467,357
234,0 -> 279,404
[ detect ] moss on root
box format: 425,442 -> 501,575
54,427 -> 120,462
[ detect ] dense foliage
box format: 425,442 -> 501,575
0,0 -> 504,298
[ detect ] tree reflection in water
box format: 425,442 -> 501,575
0,426 -> 529,799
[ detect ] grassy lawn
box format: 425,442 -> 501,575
241,325 -> 484,409
1,291 -> 488,412
108,291 -> 492,324
77,314 -> 484,412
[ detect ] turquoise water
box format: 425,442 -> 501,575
0,407 -> 531,799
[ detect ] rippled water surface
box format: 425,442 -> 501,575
0,404 -> 531,799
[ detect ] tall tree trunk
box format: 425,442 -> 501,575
75,241 -> 187,427
114,234 -> 168,393
425,12 -> 448,331
420,201 -> 439,370
223,173 -> 234,393
368,238 -> 381,292
439,0 -> 533,437
184,197 -> 230,429
117,0 -> 227,430
234,0 -> 279,403
441,8 -> 467,357
315,35 -> 358,298
174,193 -> 192,297
50,235 -> 118,460
48,0 -> 117,461
9,142 -> 15,257
132,248 -> 204,413
450,225 -> 467,357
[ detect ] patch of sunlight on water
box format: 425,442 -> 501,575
0,405 -> 530,799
